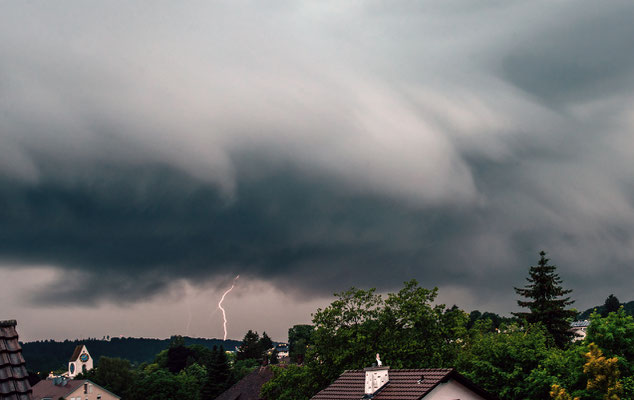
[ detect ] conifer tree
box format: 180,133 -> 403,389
514,251 -> 576,347
200,346 -> 232,400
603,294 -> 621,317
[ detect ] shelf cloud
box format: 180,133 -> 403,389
2,1 -> 634,308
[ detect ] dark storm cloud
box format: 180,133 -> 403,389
2,1 -> 634,310
0,159 -> 496,304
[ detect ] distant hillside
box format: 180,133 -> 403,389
21,336 -> 241,374
578,300 -> 634,320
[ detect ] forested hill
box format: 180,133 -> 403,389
21,336 -> 242,374
578,299 -> 634,320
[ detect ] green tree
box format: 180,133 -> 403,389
308,280 -> 468,391
513,251 -> 576,347
379,281 -> 467,368
232,359 -> 259,381
260,365 -> 321,400
236,330 -> 263,361
82,357 -> 135,399
260,332 -> 273,353
603,295 -> 621,317
528,343 -> 587,399
288,325 -> 314,364
269,348 -> 279,365
167,344 -> 194,373
310,286 -> 383,386
457,323 -> 553,399
201,346 -> 232,400
585,309 -> 634,376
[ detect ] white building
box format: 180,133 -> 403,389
68,345 -> 94,378
571,320 -> 591,342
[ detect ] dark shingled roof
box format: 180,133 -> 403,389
215,366 -> 273,400
69,345 -> 84,362
0,320 -> 32,400
311,368 -> 497,400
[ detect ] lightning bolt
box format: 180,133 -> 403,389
218,275 -> 239,341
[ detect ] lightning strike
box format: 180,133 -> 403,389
218,275 -> 239,341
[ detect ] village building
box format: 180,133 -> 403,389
312,365 -> 496,400
31,379 -> 119,400
570,320 -> 590,342
0,319 -> 33,400
275,343 -> 289,359
67,346 -> 93,378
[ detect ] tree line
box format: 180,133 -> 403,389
21,336 -> 241,375
74,331 -> 278,400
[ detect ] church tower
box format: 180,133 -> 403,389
68,344 -> 93,378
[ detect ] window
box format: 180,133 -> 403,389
97,396 -> 102,400
89,384 -> 93,393
84,383 -> 88,394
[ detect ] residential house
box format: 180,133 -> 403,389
312,366 -> 497,400
31,379 -> 119,400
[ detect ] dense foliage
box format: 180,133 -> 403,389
288,325 -> 313,364
76,336 -> 263,400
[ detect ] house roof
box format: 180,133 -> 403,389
571,320 -> 590,328
68,345 -> 84,362
31,379 -> 121,400
215,366 -> 273,400
311,368 -> 497,400
0,320 -> 32,400
31,379 -> 83,400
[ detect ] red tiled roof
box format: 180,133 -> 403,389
0,320 -> 32,400
31,379 -> 84,400
312,368 -> 496,400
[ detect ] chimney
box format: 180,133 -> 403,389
364,354 -> 389,399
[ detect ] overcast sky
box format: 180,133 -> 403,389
3,0 -> 634,342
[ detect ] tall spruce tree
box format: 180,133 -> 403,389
513,251 -> 576,347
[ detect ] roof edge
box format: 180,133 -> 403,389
446,370 -> 499,400
0,320 -> 17,327
85,379 -> 122,399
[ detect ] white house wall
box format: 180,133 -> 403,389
425,378 -> 487,400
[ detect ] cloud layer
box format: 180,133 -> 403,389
2,1 -> 634,308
